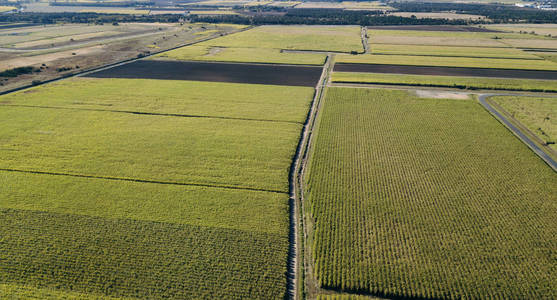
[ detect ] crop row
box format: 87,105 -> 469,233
0,209 -> 288,299
305,87 -> 557,299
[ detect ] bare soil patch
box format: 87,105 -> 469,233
415,90 -> 470,99
84,60 -> 323,87
334,63 -> 557,80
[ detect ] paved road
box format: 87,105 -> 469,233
478,94 -> 557,171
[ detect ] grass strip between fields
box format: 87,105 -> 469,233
331,72 -> 557,92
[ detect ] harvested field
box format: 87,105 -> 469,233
334,63 -> 557,80
305,87 -> 557,299
85,60 -> 323,86
367,25 -> 497,32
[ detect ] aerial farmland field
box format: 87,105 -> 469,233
156,25 -> 362,64
335,54 -> 557,71
0,72 -> 315,298
491,95 -> 557,151
1,21 -> 556,300
305,87 -> 557,299
331,72 -> 557,92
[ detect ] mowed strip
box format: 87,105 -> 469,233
306,88 -> 557,299
0,77 -> 314,298
85,60 -> 323,87
334,63 -> 557,80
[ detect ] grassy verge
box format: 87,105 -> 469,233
491,95 -> 557,151
331,72 -> 557,92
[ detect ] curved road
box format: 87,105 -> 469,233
478,94 -> 557,171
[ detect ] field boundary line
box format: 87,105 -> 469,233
328,80 -> 557,93
478,94 -> 557,172
0,25 -> 255,97
368,53 -> 544,60
0,167 -> 288,194
0,104 -> 303,124
286,54 -> 333,300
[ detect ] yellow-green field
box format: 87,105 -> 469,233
368,29 -> 549,48
156,45 -> 326,65
0,5 -> 16,12
491,96 -> 557,150
200,25 -> 363,52
156,25 -> 361,64
370,44 -> 539,59
331,72 -> 557,92
0,77 -> 314,299
306,87 -> 557,299
486,24 -> 557,37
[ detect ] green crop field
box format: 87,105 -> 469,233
199,25 -> 362,52
491,96 -> 557,150
156,44 -> 326,65
331,72 -> 557,92
367,28 -> 550,48
305,87 -> 557,299
370,44 -> 539,59
156,25 -> 361,64
0,77 -> 315,298
336,53 -> 557,70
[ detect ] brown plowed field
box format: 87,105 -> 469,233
85,60 -> 323,87
334,63 -> 557,80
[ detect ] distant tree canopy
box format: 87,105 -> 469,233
2,2 -> 557,26
390,2 -> 557,23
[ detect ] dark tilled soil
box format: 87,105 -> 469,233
334,63 -> 557,80
367,25 -> 498,32
84,60 -> 323,87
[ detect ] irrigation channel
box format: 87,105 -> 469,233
287,54 -> 336,299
